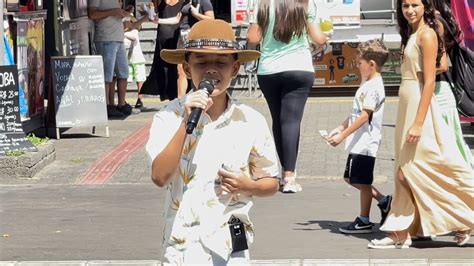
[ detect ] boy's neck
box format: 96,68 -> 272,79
206,93 -> 229,121
366,71 -> 381,81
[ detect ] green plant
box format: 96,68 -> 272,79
26,134 -> 49,146
6,149 -> 26,157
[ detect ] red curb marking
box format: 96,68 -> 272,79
76,122 -> 151,185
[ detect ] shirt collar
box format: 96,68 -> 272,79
177,91 -> 240,129
204,92 -> 239,128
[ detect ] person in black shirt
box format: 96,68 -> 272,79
139,0 -> 184,101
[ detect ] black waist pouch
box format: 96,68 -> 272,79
228,216 -> 248,253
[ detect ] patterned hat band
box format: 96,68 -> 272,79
184,39 -> 241,50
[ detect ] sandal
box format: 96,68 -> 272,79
454,231 -> 471,246
368,233 -> 412,249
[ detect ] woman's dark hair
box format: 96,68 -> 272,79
397,0 -> 444,66
430,0 -> 462,50
257,0 -> 309,44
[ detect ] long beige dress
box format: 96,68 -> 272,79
380,30 -> 474,237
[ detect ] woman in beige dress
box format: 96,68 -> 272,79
368,0 -> 473,249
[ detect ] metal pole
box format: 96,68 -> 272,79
0,0 -> 5,65
391,0 -> 395,25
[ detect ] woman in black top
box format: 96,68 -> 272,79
177,0 -> 214,97
140,0 -> 185,101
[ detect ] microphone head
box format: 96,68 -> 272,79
199,78 -> 216,95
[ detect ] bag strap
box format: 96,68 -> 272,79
368,97 -> 385,126
436,15 -> 457,47
436,15 -> 458,89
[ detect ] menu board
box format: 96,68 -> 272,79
50,56 -> 108,128
0,65 -> 37,155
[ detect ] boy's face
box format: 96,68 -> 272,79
184,53 -> 240,97
357,58 -> 376,80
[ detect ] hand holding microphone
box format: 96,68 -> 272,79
184,78 -> 216,134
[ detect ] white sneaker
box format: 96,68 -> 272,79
282,180 -> 302,193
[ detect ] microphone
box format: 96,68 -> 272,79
186,78 -> 216,134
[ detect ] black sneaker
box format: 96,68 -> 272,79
117,103 -> 140,116
135,98 -> 144,109
339,217 -> 374,234
377,195 -> 392,225
107,105 -> 124,118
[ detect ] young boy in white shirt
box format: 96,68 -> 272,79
146,19 -> 280,264
326,39 -> 392,234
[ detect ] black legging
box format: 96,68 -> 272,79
258,71 -> 314,172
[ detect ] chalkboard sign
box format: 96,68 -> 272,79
0,65 -> 37,156
51,56 -> 108,129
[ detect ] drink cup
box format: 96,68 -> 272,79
320,19 -> 334,37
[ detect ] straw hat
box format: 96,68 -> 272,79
160,19 -> 260,64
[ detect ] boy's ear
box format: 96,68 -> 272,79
183,62 -> 192,79
232,61 -> 241,77
369,60 -> 377,68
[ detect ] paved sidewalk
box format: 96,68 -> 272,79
0,259 -> 473,265
1,181 -> 473,262
0,94 -> 405,185
0,92 -> 473,262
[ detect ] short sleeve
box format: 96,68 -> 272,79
307,0 -> 316,23
145,100 -> 184,165
248,115 -> 280,180
248,0 -> 260,24
362,87 -> 382,112
201,0 -> 213,13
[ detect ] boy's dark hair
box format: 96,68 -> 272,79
357,39 -> 389,70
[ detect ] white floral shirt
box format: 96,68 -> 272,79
146,95 -> 279,263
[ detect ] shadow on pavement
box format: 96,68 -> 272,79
107,116 -> 128,121
57,133 -> 104,139
411,239 -> 474,249
294,220 -> 386,241
139,107 -> 160,113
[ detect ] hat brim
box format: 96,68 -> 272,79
161,48 -> 261,64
